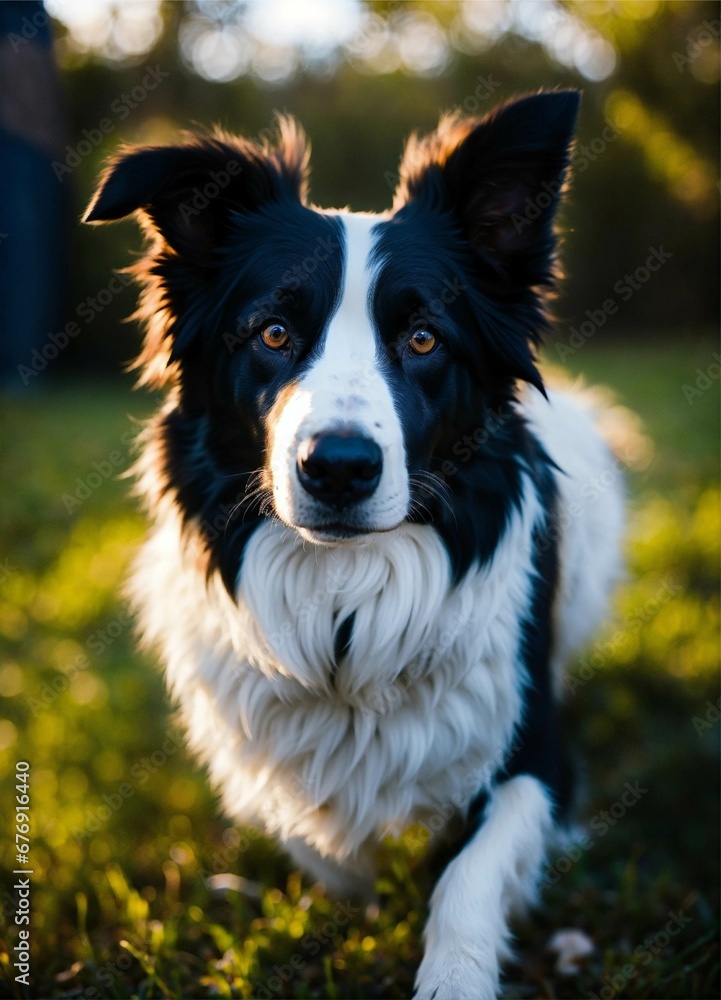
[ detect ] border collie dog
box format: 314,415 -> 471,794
86,91 -> 624,999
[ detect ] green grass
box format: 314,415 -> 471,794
549,336 -> 720,490
0,336 -> 718,999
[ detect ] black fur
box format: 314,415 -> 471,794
503,456 -> 572,819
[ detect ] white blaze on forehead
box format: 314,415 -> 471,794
318,210 -> 380,367
297,210 -> 402,447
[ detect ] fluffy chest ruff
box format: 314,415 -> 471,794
134,486 -> 541,859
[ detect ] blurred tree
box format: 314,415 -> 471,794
0,0 -> 70,389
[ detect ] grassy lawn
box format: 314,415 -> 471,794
0,336 -> 718,999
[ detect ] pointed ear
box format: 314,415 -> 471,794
83,122 -> 309,258
394,91 -> 580,286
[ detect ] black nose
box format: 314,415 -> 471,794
297,433 -> 383,508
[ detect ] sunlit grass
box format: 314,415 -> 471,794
0,337 -> 718,998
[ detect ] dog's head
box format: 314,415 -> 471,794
86,92 -> 578,585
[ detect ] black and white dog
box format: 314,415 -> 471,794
86,91 -> 624,999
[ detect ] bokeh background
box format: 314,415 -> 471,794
0,1 -> 718,998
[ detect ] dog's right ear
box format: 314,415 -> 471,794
83,121 -> 309,259
393,91 -> 579,291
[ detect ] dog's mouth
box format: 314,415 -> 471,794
294,520 -> 401,546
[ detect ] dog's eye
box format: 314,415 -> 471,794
409,329 -> 437,356
260,322 -> 290,351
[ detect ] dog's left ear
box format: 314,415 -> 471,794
394,91 -> 580,288
83,120 -> 308,259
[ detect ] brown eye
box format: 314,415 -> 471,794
409,329 -> 437,356
260,322 -> 290,351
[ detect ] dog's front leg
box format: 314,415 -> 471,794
414,775 -> 553,1000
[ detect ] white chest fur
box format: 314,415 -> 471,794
133,486 -> 541,860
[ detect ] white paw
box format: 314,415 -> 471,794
414,948 -> 499,1000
